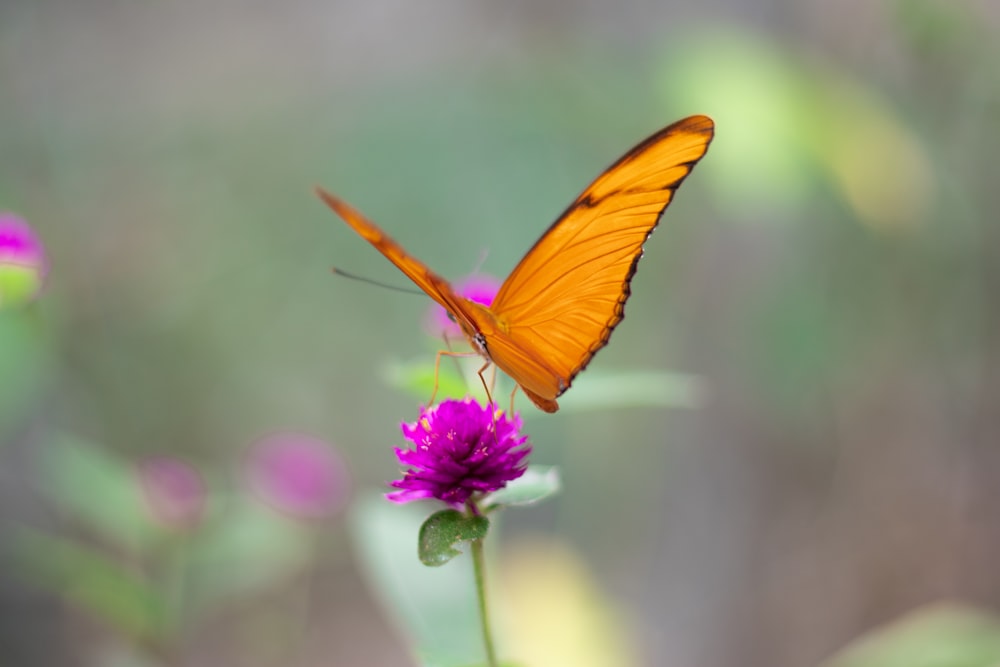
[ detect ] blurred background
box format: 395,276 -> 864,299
2,0 -> 1000,665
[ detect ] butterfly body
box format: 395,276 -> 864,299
319,114 -> 715,413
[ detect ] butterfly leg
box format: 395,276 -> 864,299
429,349 -> 478,407
475,360 -> 496,410
476,360 -> 503,440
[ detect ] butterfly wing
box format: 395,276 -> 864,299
486,114 -> 715,411
315,188 -> 488,339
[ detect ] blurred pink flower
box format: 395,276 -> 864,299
0,212 -> 48,307
425,274 -> 500,339
246,433 -> 350,519
137,457 -> 206,530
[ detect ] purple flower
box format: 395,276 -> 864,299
246,432 -> 351,519
425,274 -> 500,338
0,212 -> 48,307
137,457 -> 206,530
387,398 -> 532,508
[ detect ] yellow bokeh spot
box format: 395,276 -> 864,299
499,537 -> 640,667
818,79 -> 934,233
0,264 -> 43,308
659,26 -> 935,231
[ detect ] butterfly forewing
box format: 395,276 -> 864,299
315,188 -> 486,336
486,115 -> 715,406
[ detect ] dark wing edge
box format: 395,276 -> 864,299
496,115 -> 715,303
490,115 -> 715,397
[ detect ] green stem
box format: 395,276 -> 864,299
470,537 -> 499,667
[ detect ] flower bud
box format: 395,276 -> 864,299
0,213 -> 48,308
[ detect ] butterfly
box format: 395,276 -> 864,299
317,114 -> 714,413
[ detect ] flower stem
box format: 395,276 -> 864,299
471,537 -> 499,667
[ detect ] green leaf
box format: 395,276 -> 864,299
184,502 -> 310,618
36,432 -> 157,553
9,528 -> 169,642
349,495 -> 482,664
821,603 -> 1000,667
554,369 -> 706,412
482,466 -> 561,510
383,358 -> 470,403
0,310 -> 51,438
418,510 -> 488,567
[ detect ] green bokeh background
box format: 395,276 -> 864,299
2,0 -> 1000,665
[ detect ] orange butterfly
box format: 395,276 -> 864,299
318,114 -> 714,413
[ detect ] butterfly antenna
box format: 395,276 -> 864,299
471,247 -> 490,274
330,266 -> 423,295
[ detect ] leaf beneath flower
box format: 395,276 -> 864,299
418,510 -> 489,567
383,359 -> 469,403
482,466 -> 561,510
